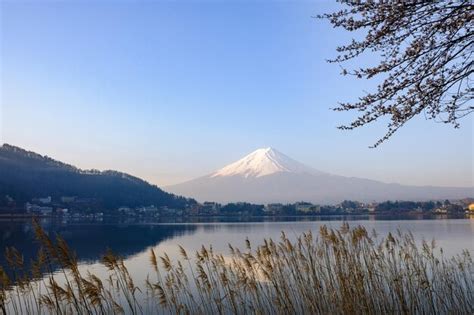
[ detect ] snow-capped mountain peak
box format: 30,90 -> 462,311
166,148 -> 473,204
210,147 -> 322,178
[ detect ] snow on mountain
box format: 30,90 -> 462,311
210,147 -> 324,178
165,148 -> 473,204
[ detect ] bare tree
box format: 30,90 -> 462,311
319,1 -> 473,147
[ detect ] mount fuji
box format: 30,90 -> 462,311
165,148 -> 473,204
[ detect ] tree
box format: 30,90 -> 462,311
319,1 -> 473,147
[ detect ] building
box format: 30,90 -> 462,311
200,202 -> 220,215
434,207 -> 448,214
188,205 -> 201,216
35,196 -> 52,204
136,205 -> 160,217
118,207 -> 135,216
295,202 -> 314,213
265,203 -> 284,214
40,207 -> 53,216
61,196 -> 76,203
468,203 -> 474,213
27,204 -> 53,216
57,208 -> 69,215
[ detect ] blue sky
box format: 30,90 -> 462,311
1,0 -> 472,187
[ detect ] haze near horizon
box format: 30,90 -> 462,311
1,1 -> 472,188
165,147 -> 473,204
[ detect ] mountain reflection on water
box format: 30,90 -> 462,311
0,218 -> 197,276
1,215 -> 472,280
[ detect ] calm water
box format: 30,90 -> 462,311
1,215 -> 473,281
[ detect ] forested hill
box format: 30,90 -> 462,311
0,144 -> 196,211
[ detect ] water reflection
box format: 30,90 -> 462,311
0,218 -> 197,276
1,215 -> 472,280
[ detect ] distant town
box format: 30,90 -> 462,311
1,194 -> 473,219
2,145 -> 473,221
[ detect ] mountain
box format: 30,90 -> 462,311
0,144 -> 196,211
210,147 -> 324,178
165,147 -> 473,204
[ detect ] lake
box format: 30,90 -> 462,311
1,215 -> 473,314
1,215 -> 473,276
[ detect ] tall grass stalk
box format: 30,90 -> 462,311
0,221 -> 472,314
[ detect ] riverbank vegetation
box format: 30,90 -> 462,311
0,221 -> 473,314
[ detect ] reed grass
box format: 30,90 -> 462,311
0,220 -> 472,314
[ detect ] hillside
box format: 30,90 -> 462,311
166,148 -> 473,204
0,144 -> 196,211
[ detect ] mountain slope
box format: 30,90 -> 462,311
165,148 -> 473,204
0,144 -> 196,210
210,148 -> 324,178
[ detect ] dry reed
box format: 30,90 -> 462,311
0,221 -> 472,314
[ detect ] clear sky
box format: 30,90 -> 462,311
1,0 -> 472,187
